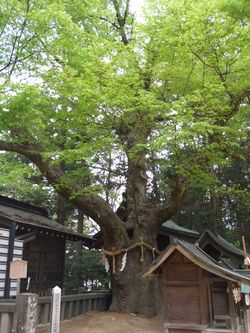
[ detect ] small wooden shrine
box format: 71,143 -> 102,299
142,239 -> 250,333
0,195 -> 95,297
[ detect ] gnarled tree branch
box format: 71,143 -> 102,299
156,178 -> 187,226
112,0 -> 130,45
0,140 -> 128,246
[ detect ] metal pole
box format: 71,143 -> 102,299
4,222 -> 16,299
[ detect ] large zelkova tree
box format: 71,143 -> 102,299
0,0 -> 249,315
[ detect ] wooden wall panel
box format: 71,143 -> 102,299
212,281 -> 229,316
165,264 -> 199,281
182,256 -> 193,264
21,235 -> 65,295
213,292 -> 229,316
168,252 -> 182,264
163,250 -> 233,331
166,285 -> 201,324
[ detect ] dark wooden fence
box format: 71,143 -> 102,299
0,292 -> 112,333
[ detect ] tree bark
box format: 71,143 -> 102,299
107,210 -> 162,316
110,241 -> 162,316
56,194 -> 72,225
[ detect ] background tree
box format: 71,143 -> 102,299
0,0 -> 249,315
64,247 -> 109,294
0,153 -> 56,211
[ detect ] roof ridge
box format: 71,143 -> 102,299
0,195 -> 48,217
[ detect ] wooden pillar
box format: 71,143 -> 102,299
199,269 -> 207,326
13,293 -> 38,333
4,222 -> 16,299
228,282 -> 237,332
243,307 -> 250,333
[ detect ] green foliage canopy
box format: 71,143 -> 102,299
0,0 -> 249,234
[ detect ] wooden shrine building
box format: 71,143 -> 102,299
0,195 -> 95,297
157,221 -> 245,262
142,239 -> 250,333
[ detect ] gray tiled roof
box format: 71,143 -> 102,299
178,240 -> 249,283
198,229 -> 244,257
161,221 -> 243,258
142,239 -> 250,285
0,202 -> 94,245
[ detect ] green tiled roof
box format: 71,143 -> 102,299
161,220 -> 199,236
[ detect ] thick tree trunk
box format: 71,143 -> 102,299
110,244 -> 162,316
105,213 -> 162,316
102,213 -> 163,315
104,128 -> 165,316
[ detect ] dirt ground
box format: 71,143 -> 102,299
36,311 -> 165,333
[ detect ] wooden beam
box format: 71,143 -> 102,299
228,281 -> 237,332
16,231 -> 37,243
242,236 -> 247,259
164,323 -> 207,330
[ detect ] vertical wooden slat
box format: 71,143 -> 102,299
163,266 -> 169,325
83,299 -> 87,313
206,279 -> 213,326
243,307 -> 250,333
79,300 -> 84,314
99,297 -> 104,311
97,298 -> 101,311
74,300 -> 80,316
99,297 -> 102,311
199,270 -> 208,326
88,299 -> 92,312
65,301 -> 73,319
93,298 -> 97,311
40,303 -> 50,324
0,313 -> 11,333
64,301 -> 69,320
60,302 -> 65,321
228,281 -> 237,332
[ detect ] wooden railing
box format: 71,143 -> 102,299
0,291 -> 112,333
37,292 -> 112,324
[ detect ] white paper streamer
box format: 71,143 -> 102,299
232,288 -> 241,303
120,252 -> 127,271
102,254 -> 110,273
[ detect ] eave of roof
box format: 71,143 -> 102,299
160,220 -> 199,238
198,229 -> 244,258
141,240 -> 250,285
0,195 -> 48,217
0,202 -> 95,246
